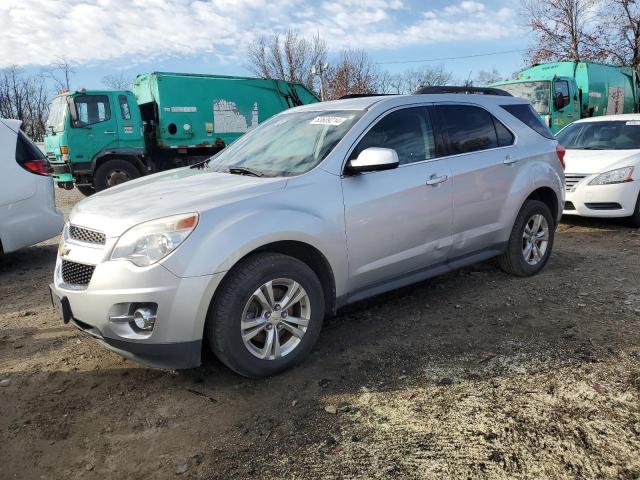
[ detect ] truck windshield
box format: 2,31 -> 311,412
203,110 -> 363,177
557,120 -> 640,150
46,96 -> 68,133
496,81 -> 551,115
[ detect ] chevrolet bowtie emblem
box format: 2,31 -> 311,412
59,243 -> 71,257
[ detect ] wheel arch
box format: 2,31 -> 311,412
525,186 -> 560,224
91,149 -> 146,175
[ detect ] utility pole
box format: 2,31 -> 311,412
312,63 -> 328,101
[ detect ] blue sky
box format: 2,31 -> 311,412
1,0 -> 532,88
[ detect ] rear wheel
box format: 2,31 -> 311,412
499,199 -> 555,277
94,159 -> 141,191
207,253 -> 325,378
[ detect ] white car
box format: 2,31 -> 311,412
558,114 -> 640,226
0,119 -> 64,253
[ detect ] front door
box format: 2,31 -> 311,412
342,106 -> 453,294
67,94 -> 118,164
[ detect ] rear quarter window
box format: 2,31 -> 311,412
500,103 -> 554,139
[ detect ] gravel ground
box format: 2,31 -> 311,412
1,188 -> 639,479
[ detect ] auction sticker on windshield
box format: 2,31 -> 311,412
310,116 -> 347,126
626,121 -> 640,126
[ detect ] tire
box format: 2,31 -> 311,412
627,193 -> 640,228
93,159 -> 141,191
75,185 -> 95,197
207,252 -> 325,378
499,199 -> 555,277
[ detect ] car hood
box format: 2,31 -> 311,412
70,167 -> 286,237
564,149 -> 640,175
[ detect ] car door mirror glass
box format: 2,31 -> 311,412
347,147 -> 399,173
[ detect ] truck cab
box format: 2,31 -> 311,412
44,90 -> 144,194
492,76 -> 580,134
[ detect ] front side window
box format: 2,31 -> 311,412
556,121 -> 640,150
204,110 -> 363,177
435,105 -> 499,155
350,107 -> 435,165
119,95 -> 131,120
72,95 -> 111,127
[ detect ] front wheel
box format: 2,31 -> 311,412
93,159 -> 141,191
627,192 -> 640,228
499,199 -> 555,277
207,253 -> 325,377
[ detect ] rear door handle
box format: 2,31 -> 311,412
104,130 -> 116,134
426,174 -> 448,186
504,155 -> 519,165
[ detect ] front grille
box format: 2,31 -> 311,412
564,201 -> 576,211
61,260 -> 95,286
69,225 -> 106,245
565,174 -> 588,191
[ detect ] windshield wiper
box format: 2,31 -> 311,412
225,166 -> 264,177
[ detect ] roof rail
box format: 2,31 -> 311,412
338,93 -> 396,99
414,86 -> 512,96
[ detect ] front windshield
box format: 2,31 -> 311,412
46,95 -> 68,133
203,110 -> 363,177
498,81 -> 551,115
557,120 -> 640,150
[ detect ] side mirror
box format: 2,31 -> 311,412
346,147 -> 399,174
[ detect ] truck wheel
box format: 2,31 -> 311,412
207,252 -> 325,378
498,199 -> 555,277
94,159 -> 141,191
75,185 -> 95,197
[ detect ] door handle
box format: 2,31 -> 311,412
426,174 -> 448,186
104,130 -> 116,134
504,155 -> 519,165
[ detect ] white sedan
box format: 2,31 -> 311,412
558,114 -> 640,226
0,119 -> 64,253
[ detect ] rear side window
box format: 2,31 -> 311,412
494,118 -> 515,147
501,103 -> 554,139
15,130 -> 45,162
434,105 -> 499,155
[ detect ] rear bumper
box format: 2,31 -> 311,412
563,179 -> 640,218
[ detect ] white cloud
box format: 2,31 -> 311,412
0,0 -> 518,67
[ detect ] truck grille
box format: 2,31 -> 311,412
565,174 -> 588,191
69,225 -> 106,245
61,260 -> 95,286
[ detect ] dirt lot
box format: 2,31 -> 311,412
1,188 -> 640,480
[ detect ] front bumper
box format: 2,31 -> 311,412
563,178 -> 640,218
51,236 -> 225,369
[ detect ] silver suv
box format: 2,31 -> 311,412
50,92 -> 565,377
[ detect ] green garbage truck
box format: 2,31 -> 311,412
44,72 -> 319,194
492,61 -> 640,134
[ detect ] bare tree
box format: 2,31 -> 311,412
324,50 -> 382,100
46,56 -> 75,91
602,0 -> 640,72
0,66 -> 51,141
379,65 -> 454,94
103,73 -> 133,90
475,68 -> 504,86
247,29 -> 327,91
522,0 -> 607,64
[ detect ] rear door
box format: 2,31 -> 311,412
430,103 -> 518,259
342,106 -> 453,293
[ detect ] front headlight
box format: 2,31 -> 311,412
589,166 -> 634,186
110,213 -> 198,267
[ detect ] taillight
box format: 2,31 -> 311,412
20,159 -> 53,176
556,144 -> 566,170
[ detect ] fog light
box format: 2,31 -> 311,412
133,307 -> 156,330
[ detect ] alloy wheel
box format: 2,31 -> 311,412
240,278 -> 311,360
522,213 -> 549,265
